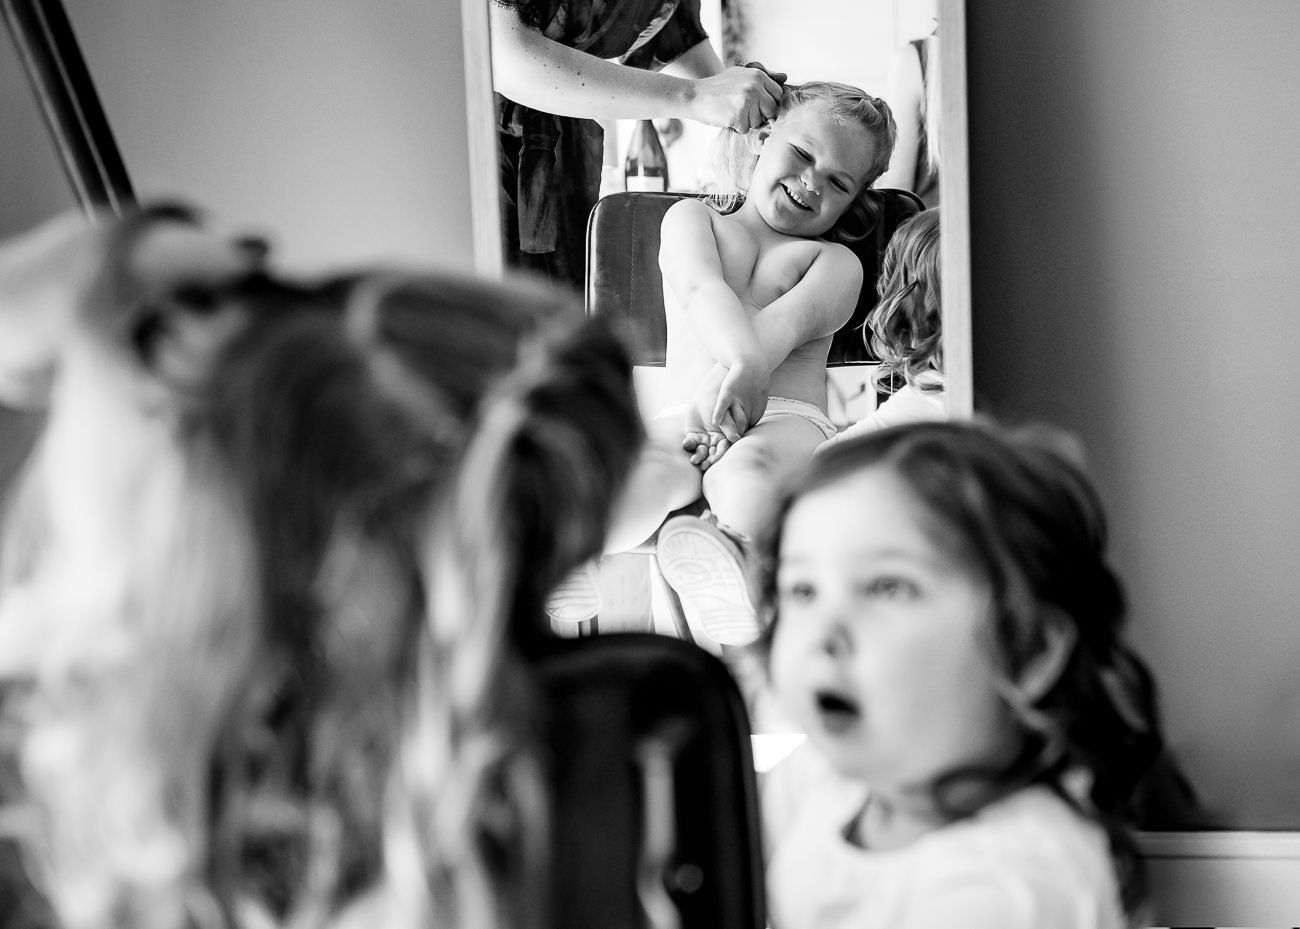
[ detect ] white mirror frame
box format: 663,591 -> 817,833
461,0 -> 505,279
935,0 -> 971,419
460,0 -> 974,416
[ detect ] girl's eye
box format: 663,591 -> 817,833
862,576 -> 919,600
831,178 -> 850,193
791,146 -> 811,161
779,581 -> 816,603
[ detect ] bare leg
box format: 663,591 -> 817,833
655,415 -> 827,647
603,414 -> 702,554
700,414 -> 827,540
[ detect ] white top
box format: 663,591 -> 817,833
763,745 -> 1126,929
822,379 -> 947,449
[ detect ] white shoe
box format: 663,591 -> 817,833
655,515 -> 761,646
545,561 -> 601,625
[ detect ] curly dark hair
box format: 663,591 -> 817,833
865,207 -> 942,389
752,419 -> 1167,919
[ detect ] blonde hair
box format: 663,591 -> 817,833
0,204 -> 642,929
709,80 -> 898,224
866,207 -> 942,390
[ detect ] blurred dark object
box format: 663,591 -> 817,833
1,0 -> 135,217
537,633 -> 765,929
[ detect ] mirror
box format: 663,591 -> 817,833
470,0 -> 971,414
464,0 -> 973,637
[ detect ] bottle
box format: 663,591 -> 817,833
624,120 -> 669,192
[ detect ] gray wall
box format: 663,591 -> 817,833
2,0 -> 475,270
967,1 -> 1300,828
1,1 -> 478,492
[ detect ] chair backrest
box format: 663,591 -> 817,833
536,633 -> 766,929
584,189 -> 926,366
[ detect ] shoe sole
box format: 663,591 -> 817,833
545,563 -> 600,624
656,520 -> 761,646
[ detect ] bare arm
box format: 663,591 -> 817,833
749,244 -> 863,369
695,243 -> 858,440
659,38 -> 725,80
659,199 -> 764,367
489,7 -> 782,128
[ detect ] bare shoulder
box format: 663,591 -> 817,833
770,237 -> 861,285
662,196 -> 720,235
814,238 -> 863,273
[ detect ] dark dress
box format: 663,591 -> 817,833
495,0 -> 708,292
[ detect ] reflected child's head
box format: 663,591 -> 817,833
714,81 -> 897,239
867,207 -> 941,388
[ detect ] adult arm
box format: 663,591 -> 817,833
489,5 -> 782,128
660,38 -> 787,84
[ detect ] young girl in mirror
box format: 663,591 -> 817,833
562,82 -> 897,644
0,204 -> 642,929
756,420 -> 1167,929
823,206 -> 945,446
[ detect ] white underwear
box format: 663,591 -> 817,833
756,396 -> 838,441
654,397 -> 837,441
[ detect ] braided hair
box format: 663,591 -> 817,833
0,203 -> 642,929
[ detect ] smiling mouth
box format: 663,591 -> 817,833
781,184 -> 814,211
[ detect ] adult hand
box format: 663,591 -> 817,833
0,207 -> 266,409
688,65 -> 784,131
0,211 -> 106,408
742,60 -> 788,87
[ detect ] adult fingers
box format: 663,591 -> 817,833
744,60 -> 788,87
0,210 -> 106,408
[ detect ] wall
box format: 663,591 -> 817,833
966,1 -> 1300,830
2,0 -> 476,272
646,0 -> 930,194
1,1 -> 479,493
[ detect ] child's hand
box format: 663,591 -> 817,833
683,430 -> 730,471
712,361 -> 769,442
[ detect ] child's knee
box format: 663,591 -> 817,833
703,441 -> 782,493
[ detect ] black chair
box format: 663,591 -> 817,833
537,632 -> 766,929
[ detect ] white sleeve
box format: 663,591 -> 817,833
822,384 -> 947,449
759,742 -> 833,859
898,861 -> 1102,929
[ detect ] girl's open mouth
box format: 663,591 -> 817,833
814,688 -> 860,731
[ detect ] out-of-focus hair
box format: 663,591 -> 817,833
0,203 -> 642,929
709,81 -> 898,242
753,419 -> 1168,922
865,207 -> 941,390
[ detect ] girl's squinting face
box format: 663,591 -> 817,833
768,467 -> 1017,793
750,103 -> 876,237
